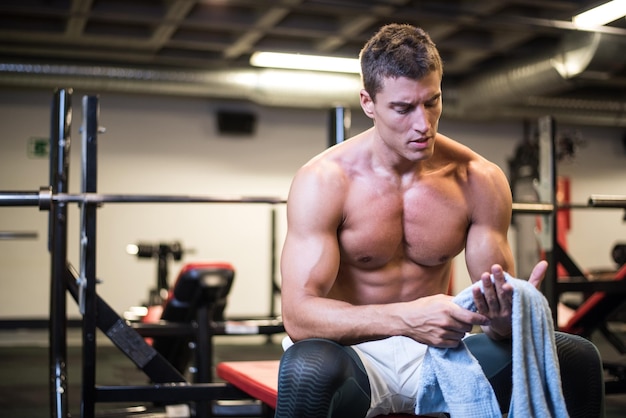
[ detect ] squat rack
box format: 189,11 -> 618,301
0,89 -> 284,418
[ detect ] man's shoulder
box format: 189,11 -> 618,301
437,133 -> 479,158
303,135 -> 368,172
294,149 -> 351,192
433,135 -> 483,175
432,135 -> 507,196
436,134 -> 500,169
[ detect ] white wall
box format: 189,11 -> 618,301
0,89 -> 331,319
0,88 -> 624,320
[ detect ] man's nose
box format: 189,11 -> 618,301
412,106 -> 429,133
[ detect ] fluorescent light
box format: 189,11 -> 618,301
572,0 -> 626,28
250,51 -> 361,74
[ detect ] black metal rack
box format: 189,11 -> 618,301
42,90 -> 284,418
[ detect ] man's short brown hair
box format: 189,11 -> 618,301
359,23 -> 443,101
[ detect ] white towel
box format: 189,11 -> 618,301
415,274 -> 569,418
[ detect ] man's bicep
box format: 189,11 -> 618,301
279,207 -> 342,339
465,162 -> 515,281
281,228 -> 341,298
465,224 -> 514,282
282,163 -> 345,286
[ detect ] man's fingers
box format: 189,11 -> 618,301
481,267 -> 504,313
455,301 -> 490,326
472,285 -> 489,315
473,265 -> 513,316
528,260 -> 548,289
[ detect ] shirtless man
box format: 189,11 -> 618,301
275,23 -> 600,417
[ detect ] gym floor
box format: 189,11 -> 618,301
0,328 -> 624,417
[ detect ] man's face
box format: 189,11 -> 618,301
360,72 -> 443,161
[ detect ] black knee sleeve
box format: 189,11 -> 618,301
274,338 -> 371,418
555,332 -> 605,418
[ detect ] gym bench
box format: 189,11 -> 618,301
216,360 -> 417,418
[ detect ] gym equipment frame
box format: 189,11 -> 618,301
0,89 -> 284,418
523,116 -> 626,394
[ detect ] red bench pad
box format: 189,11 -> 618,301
217,361 -> 279,409
216,360 -> 421,417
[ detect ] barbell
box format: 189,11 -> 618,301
0,186 -> 285,211
1,187 -> 624,213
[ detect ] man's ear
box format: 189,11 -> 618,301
360,89 -> 375,119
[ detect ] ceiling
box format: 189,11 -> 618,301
1,0 -> 626,126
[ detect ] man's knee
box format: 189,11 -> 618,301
554,332 -> 604,418
276,338 -> 370,417
279,338 -> 367,390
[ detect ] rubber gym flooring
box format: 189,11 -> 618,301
0,328 -> 625,417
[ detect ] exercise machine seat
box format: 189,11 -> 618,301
151,261 -> 236,374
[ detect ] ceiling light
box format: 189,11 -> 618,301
572,0 -> 626,28
250,52 -> 361,74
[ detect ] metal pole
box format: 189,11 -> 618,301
195,303 -> 212,417
0,231 -> 38,239
80,95 -> 99,418
328,106 -> 350,147
536,115 -> 558,325
0,191 -> 40,206
511,202 -> 554,214
0,190 -> 285,207
269,207 -> 279,319
588,195 -> 626,208
51,193 -> 285,204
49,88 -> 72,418
0,190 -> 559,215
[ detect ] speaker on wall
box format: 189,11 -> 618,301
216,110 -> 256,136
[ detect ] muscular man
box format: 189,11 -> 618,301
276,23 -> 601,417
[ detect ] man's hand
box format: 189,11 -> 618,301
472,264 -> 512,338
405,294 -> 491,348
472,261 -> 548,339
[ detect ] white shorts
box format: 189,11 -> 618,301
282,336 -> 431,417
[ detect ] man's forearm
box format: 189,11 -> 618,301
283,299 -> 403,345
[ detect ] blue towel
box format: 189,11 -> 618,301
415,274 -> 569,417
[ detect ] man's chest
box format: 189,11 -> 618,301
340,182 -> 470,267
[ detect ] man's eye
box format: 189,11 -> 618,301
425,98 -> 440,108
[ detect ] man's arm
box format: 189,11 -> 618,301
280,161 -> 391,344
464,159 -> 517,339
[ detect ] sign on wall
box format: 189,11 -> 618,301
28,137 -> 48,158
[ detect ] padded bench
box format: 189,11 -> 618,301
135,261 -> 284,383
216,360 -> 425,417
